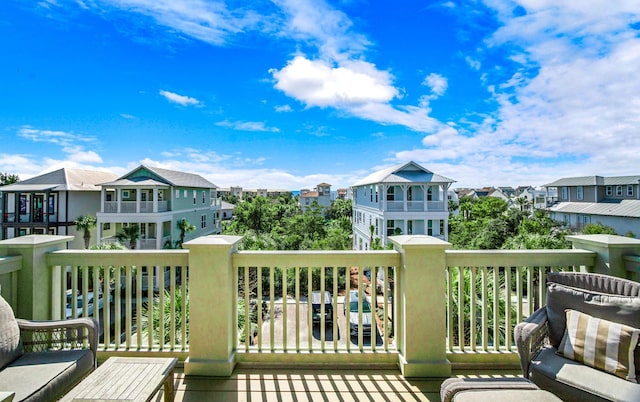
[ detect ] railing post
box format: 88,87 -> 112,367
0,235 -> 72,320
183,235 -> 242,376
389,235 -> 452,377
567,234 -> 640,280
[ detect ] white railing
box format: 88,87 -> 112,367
234,251 -> 398,355
444,249 -> 596,358
121,201 -> 136,213
386,201 -> 404,211
426,201 -> 445,211
158,201 -> 169,212
407,201 -> 424,211
139,201 -> 154,213
139,239 -> 158,249
47,250 -> 189,355
104,202 -> 118,213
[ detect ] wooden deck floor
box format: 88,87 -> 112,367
160,368 -> 523,402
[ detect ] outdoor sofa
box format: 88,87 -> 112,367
515,271 -> 640,401
0,294 -> 98,401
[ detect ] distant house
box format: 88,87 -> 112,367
298,183 -> 332,212
351,161 -> 455,249
96,165 -> 221,249
543,175 -> 640,236
336,188 -> 348,200
218,186 -> 290,200
220,201 -> 235,221
0,168 -> 117,248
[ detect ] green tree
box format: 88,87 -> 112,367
581,222 -> 617,235
74,215 -> 97,249
0,173 -> 19,186
176,218 -> 196,248
326,199 -> 352,220
141,287 -> 189,345
116,224 -> 140,249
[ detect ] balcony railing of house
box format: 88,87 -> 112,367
0,234 -> 638,377
103,200 -> 169,213
139,238 -> 158,249
427,200 -> 446,211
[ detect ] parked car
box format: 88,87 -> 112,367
311,291 -> 333,326
346,290 -> 373,337
66,290 -> 104,319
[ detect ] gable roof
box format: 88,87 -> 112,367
103,165 -> 218,189
0,168 -> 117,192
544,175 -> 640,187
352,161 -> 455,187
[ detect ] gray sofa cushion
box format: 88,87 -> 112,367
0,295 -> 22,370
0,349 -> 94,402
530,347 -> 640,402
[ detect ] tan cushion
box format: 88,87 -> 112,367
558,309 -> 640,382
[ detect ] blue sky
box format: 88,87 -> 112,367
2,1 -> 640,190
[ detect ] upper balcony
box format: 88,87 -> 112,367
1,234 -> 638,399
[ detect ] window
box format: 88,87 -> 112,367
407,187 -> 413,201
193,190 -> 197,205
386,220 -> 394,235
370,186 -> 373,202
184,190 -> 188,197
577,186 -> 584,201
201,214 -> 206,229
427,220 -> 433,236
122,190 -> 130,198
427,187 -> 433,201
606,186 -> 612,196
563,215 -> 570,226
387,187 -> 395,201
375,187 -> 378,203
103,223 -> 111,230
561,187 -> 568,200
202,191 -> 206,204
407,220 -> 413,235
176,189 -> 180,198
440,220 -> 445,234
48,195 -> 55,214
627,185 -> 634,197
616,186 -> 623,196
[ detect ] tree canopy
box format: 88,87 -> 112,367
0,173 -> 19,186
223,196 -> 352,250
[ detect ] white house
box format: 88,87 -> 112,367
0,168 -> 117,248
544,175 -> 640,236
298,183 -> 332,212
96,165 -> 221,249
351,161 -> 455,249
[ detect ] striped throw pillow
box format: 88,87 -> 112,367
558,309 -> 640,382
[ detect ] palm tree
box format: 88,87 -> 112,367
176,218 -> 196,248
74,215 -> 97,249
116,223 -> 140,249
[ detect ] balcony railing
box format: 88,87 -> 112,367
1,234 -> 637,377
103,200 -> 170,213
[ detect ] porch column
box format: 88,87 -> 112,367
184,235 -> 242,376
402,185 -> 408,212
153,188 -> 159,213
389,235 -> 452,377
155,222 -> 163,249
136,189 -> 141,213
567,234 -> 640,280
100,188 -> 105,213
117,189 -> 122,213
0,235 -> 72,320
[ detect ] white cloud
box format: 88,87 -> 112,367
120,113 -> 137,119
422,73 -> 448,97
96,0 -> 264,45
159,90 -> 201,106
271,56 -> 398,107
216,120 -> 280,132
275,104 -> 293,112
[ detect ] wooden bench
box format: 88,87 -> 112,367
60,357 -> 177,402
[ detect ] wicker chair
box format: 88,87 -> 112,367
515,272 -> 640,402
0,294 -> 98,401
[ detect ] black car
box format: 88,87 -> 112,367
311,291 -> 333,326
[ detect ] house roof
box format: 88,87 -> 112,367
352,161 -> 455,187
544,176 -> 640,187
0,168 -> 117,192
104,165 -> 218,189
300,191 -> 319,198
548,200 -> 640,218
220,201 -> 235,210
